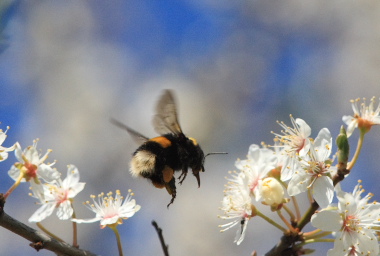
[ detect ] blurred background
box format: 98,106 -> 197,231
0,0 -> 380,255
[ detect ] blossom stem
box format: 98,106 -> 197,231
307,189 -> 313,204
303,230 -> 331,240
4,173 -> 24,199
297,201 -> 319,231
71,205 -> 78,248
282,204 -> 295,222
256,209 -> 287,232
302,238 -> 335,245
276,210 -> 296,232
36,222 -> 65,242
347,129 -> 365,170
109,224 -> 124,256
291,196 -> 301,221
302,229 -> 321,237
293,238 -> 335,251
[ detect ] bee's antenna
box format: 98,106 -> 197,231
204,152 -> 228,160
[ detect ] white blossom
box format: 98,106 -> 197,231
311,182 -> 380,255
343,97 -> 380,137
287,128 -> 335,208
272,116 -> 312,181
72,190 -> 140,228
219,172 -> 253,245
29,165 -> 85,222
235,144 -> 277,200
8,140 -> 59,183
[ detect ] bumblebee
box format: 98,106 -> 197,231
112,90 -> 222,207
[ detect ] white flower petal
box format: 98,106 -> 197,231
71,217 -> 102,224
0,132 -> 6,145
295,118 -> 311,138
234,218 -> 249,245
357,229 -> 379,255
100,216 -> 120,226
38,165 -> 60,182
56,200 -> 73,220
68,182 -> 86,198
314,128 -> 332,155
0,152 -> 9,162
8,165 -> 23,182
287,171 -> 309,196
13,142 -> 23,162
30,181 -> 45,201
280,157 -> 297,181
313,176 -> 334,209
311,210 -> 342,231
63,165 -> 80,188
342,115 -> 354,126
327,239 -> 346,256
25,146 -> 39,165
28,203 -> 56,222
247,144 -> 261,162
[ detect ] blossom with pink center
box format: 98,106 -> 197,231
272,115 -> 312,181
311,182 -> 380,256
29,165 -> 85,222
343,97 -> 380,137
72,189 -> 140,228
8,140 -> 59,183
287,128 -> 335,208
235,144 -> 277,200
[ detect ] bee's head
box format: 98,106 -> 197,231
186,137 -> 227,187
187,137 -> 205,171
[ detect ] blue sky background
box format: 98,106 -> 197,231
1,1 -> 380,255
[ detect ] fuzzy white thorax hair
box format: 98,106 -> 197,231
130,150 -> 156,177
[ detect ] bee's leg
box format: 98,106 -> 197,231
165,177 -> 176,208
149,174 -> 165,189
178,167 -> 188,185
192,169 -> 201,187
162,166 -> 174,183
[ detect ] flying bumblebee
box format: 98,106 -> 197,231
112,90 -> 225,207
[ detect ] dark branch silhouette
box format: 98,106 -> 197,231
152,220 -> 169,256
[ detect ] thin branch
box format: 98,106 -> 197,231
0,195 -> 97,256
152,220 -> 169,256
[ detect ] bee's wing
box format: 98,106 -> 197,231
153,89 -> 183,135
110,118 -> 149,145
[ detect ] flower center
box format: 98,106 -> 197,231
24,162 -> 38,179
343,215 -> 359,233
357,117 -> 373,133
293,137 -> 306,153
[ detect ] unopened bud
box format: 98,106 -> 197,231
260,177 -> 284,206
336,126 -> 349,171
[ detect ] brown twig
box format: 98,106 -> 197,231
152,220 -> 169,256
0,194 -> 97,256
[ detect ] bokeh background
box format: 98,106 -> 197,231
1,1 -> 380,255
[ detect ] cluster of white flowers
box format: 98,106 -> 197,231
219,97 -> 380,255
218,144 -> 281,245
0,127 -> 140,229
0,124 -> 140,256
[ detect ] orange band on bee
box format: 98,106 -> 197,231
189,137 -> 198,145
150,136 -> 172,148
